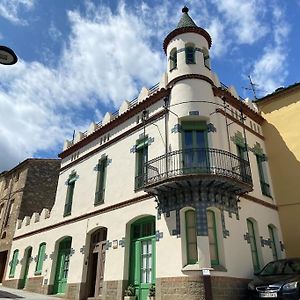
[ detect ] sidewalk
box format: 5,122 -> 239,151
0,285 -> 61,300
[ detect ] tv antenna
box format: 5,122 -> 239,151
244,75 -> 259,100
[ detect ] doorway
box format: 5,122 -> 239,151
53,237 -> 72,294
0,251 -> 8,282
129,216 -> 156,300
19,247 -> 32,289
87,228 -> 107,298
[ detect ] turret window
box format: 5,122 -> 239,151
170,48 -> 177,71
185,44 -> 195,64
203,47 -> 210,69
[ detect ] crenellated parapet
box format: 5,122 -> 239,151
16,208 -> 51,232
62,79 -> 166,151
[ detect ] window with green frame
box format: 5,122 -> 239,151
185,210 -> 197,264
95,156 -> 107,205
268,225 -> 278,261
247,218 -> 260,272
170,48 -> 177,70
185,44 -> 195,64
256,155 -> 271,197
207,210 -> 219,266
9,249 -> 19,278
64,172 -> 77,217
35,243 -> 46,275
135,137 -> 148,190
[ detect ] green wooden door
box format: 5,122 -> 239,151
130,218 -> 155,300
53,239 -> 71,294
20,247 -> 32,289
182,124 -> 209,172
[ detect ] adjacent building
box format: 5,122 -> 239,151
0,158 -> 60,284
255,83 -> 300,258
3,7 -> 285,300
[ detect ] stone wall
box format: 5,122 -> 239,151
102,280 -> 125,300
2,278 -> 19,289
20,159 -> 61,219
26,276 -> 44,293
156,276 -> 205,300
211,276 -> 250,300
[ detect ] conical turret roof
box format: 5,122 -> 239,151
163,6 -> 212,53
176,6 -> 198,28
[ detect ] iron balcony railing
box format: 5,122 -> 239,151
136,148 -> 252,189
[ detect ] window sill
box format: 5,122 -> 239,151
182,264 -> 201,271
170,67 -> 177,72
262,193 -> 272,199
8,275 -> 14,278
34,271 -> 42,276
212,265 -> 227,272
182,264 -> 227,272
94,201 -> 104,207
63,212 -> 71,217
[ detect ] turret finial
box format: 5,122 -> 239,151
182,6 -> 189,13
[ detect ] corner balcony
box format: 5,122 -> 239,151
138,148 -> 253,197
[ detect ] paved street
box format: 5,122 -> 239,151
0,285 -> 61,300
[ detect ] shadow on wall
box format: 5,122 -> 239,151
262,122 -> 300,257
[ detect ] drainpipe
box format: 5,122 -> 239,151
164,97 -> 169,178
201,268 -> 213,300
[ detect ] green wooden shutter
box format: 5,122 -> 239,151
9,249 -> 19,278
35,243 -> 46,274
95,157 -> 107,205
207,210 -> 219,266
247,219 -> 260,272
185,210 -> 197,264
64,173 -> 77,217
268,225 -> 278,261
256,155 -> 271,196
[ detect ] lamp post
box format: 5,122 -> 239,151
0,45 -> 18,65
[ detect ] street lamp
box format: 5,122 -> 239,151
0,45 -> 18,65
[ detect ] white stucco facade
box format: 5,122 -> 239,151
4,7 -> 284,300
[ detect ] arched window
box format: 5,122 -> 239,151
268,225 -> 279,261
247,218 -> 261,272
207,209 -> 219,266
9,249 -> 19,278
185,210 -> 197,264
35,243 -> 46,275
185,43 -> 195,64
203,47 -> 210,69
170,48 -> 177,71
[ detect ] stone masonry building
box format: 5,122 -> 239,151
0,158 -> 60,283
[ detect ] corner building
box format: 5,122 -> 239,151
4,8 -> 285,300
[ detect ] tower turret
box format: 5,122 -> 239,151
164,6 -> 212,85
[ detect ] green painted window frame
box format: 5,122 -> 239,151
185,46 -> 196,64
185,210 -> 198,264
135,137 -> 148,190
170,48 -> 177,71
35,243 -> 46,275
63,173 -> 77,217
95,156 -> 107,205
268,225 -> 278,261
247,219 -> 260,272
256,155 -> 271,197
9,249 -> 19,278
207,210 -> 219,266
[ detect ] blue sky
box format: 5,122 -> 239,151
0,0 -> 299,171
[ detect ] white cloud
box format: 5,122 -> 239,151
0,0 -> 34,25
0,3 -> 164,171
211,0 -> 268,44
251,4 -> 290,95
49,22 -> 62,41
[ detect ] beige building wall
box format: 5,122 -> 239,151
255,83 -> 300,257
